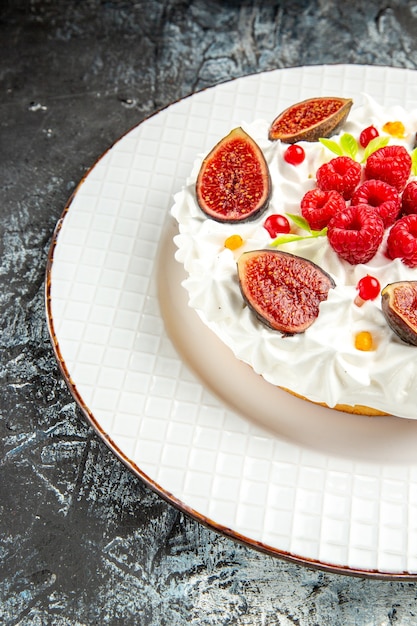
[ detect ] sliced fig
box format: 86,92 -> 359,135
196,127 -> 271,223
269,97 -> 353,143
237,250 -> 335,334
381,281 -> 417,346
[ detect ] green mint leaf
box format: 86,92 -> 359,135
412,148 -> 417,176
319,138 -> 343,156
270,234 -> 306,246
285,213 -> 312,232
271,226 -> 327,247
362,136 -> 390,162
312,226 -> 328,238
339,133 -> 358,160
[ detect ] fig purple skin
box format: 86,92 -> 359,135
237,249 -> 335,334
381,281 -> 417,346
196,127 -> 271,223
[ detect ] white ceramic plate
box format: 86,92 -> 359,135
46,65 -> 417,578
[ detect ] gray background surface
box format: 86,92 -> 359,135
2,1 -> 417,624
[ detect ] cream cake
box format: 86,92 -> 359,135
171,95 -> 417,419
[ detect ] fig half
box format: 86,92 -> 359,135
196,127 -> 271,223
381,281 -> 417,346
269,97 -> 353,143
237,249 -> 335,334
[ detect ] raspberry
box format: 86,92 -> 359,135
300,188 -> 346,231
351,179 -> 401,228
365,145 -> 411,192
401,180 -> 417,215
387,214 -> 417,267
327,204 -> 384,264
316,156 -> 362,200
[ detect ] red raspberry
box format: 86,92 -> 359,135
387,214 -> 417,267
300,188 -> 346,231
401,180 -> 417,215
351,179 -> 401,228
365,145 -> 411,192
316,156 -> 362,200
327,204 -> 385,264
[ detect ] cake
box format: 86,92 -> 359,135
171,95 -> 417,419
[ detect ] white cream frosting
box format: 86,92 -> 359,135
171,96 -> 417,418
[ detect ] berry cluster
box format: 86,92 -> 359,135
300,141 -> 417,266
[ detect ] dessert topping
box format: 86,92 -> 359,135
382,121 -> 406,138
401,181 -> 417,215
224,234 -> 244,250
284,144 -> 305,165
316,156 -> 362,200
354,331 -> 375,351
364,145 -> 412,192
301,188 -> 346,231
381,281 -> 417,345
237,250 -> 335,334
269,97 -> 353,143
196,127 -> 271,223
263,214 -> 290,237
386,214 -> 417,268
354,275 -> 381,306
351,179 -> 401,228
327,204 -> 385,265
359,125 -> 379,148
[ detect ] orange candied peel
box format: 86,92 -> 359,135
224,234 -> 244,250
354,331 -> 374,351
382,121 -> 406,139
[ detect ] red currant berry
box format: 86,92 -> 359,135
356,275 -> 381,301
284,144 -> 305,165
263,214 -> 291,237
359,125 -> 379,148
